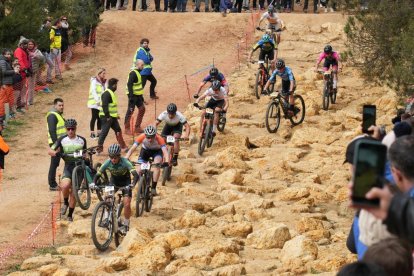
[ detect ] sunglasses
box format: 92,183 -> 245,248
146,135 -> 155,139
66,128 -> 75,131
109,155 -> 120,159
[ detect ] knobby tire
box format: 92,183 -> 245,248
265,101 -> 281,133
72,165 -> 91,210
91,201 -> 114,251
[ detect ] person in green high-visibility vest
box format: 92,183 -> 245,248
97,78 -> 128,153
124,59 -> 145,135
46,98 -> 65,191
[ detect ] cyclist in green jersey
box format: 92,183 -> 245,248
91,144 -> 139,233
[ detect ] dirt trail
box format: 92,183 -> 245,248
2,11 -> 399,275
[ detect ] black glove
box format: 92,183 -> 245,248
256,27 -> 261,31
193,102 -> 200,108
193,94 -> 199,99
162,162 -> 169,168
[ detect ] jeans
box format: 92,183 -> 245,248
177,0 -> 187,11
303,0 -> 317,11
48,48 -> 62,79
195,0 -> 210,10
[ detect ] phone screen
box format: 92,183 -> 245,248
362,105 -> 376,133
352,141 -> 387,207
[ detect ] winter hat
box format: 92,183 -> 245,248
18,36 -> 28,46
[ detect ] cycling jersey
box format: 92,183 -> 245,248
203,73 -> 228,86
260,12 -> 282,30
269,66 -> 295,82
203,87 -> 227,101
318,51 -> 340,63
134,134 -> 166,150
51,135 -> 87,165
253,39 -> 276,52
98,157 -> 135,182
157,111 -> 187,126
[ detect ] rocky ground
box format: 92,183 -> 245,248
7,13 -> 399,276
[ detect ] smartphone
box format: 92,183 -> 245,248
352,140 -> 387,207
362,105 -> 376,133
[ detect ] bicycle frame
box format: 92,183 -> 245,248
199,108 -> 215,138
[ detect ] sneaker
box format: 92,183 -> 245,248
100,218 -> 109,228
119,224 -> 129,235
194,7 -> 200,12
67,216 -> 73,222
212,131 -> 216,137
171,158 -> 178,167
16,108 -> 25,114
150,95 -> 159,100
61,204 -> 69,216
90,133 -> 96,139
49,186 -> 59,191
151,187 -> 157,196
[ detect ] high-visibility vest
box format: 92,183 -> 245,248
125,69 -> 144,96
99,89 -> 118,118
49,27 -> 62,49
88,79 -> 104,106
132,47 -> 152,69
46,111 -> 65,145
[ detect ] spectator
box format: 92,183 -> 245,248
13,37 -> 31,111
27,39 -> 46,105
0,49 -> 17,119
11,60 -> 23,113
363,238 -> 413,276
49,19 -> 63,81
176,0 -> 187,11
303,0 -> 317,13
106,0 -> 117,10
83,0 -> 103,48
88,67 -> 106,139
0,120 -> 9,171
60,16 -> 73,71
337,261 -> 386,276
39,18 -> 54,84
133,38 -> 159,100
194,0 -> 209,12
117,0 -> 128,9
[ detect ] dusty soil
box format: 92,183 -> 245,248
1,10 -> 398,276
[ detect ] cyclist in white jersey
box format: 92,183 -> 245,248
257,5 -> 284,45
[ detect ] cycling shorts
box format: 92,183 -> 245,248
161,123 -> 183,136
323,59 -> 338,71
138,148 -> 163,163
111,178 -> 133,197
259,49 -> 275,62
62,163 -> 76,181
281,79 -> 296,95
205,98 -> 225,110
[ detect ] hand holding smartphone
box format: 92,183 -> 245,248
362,105 -> 376,134
352,139 -> 387,208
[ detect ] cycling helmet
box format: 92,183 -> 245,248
324,45 -> 333,54
167,103 -> 177,114
65,118 -> 77,128
144,125 -> 157,137
267,5 -> 274,13
262,34 -> 271,43
276,59 -> 285,69
209,67 -> 219,78
211,80 -> 221,90
108,144 -> 121,156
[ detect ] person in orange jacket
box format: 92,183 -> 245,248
0,120 -> 10,170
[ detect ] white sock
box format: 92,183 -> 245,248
124,219 -> 130,226
333,80 -> 337,89
213,125 -> 217,132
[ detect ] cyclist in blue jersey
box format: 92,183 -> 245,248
91,144 -> 139,234
264,59 -> 296,112
194,67 -> 229,97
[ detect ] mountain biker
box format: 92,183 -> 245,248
125,125 -> 169,196
256,5 -> 284,45
264,59 -> 296,113
194,67 -> 229,97
194,80 -> 229,136
48,119 -> 87,222
314,45 -> 342,92
91,144 -> 139,234
155,103 -> 190,166
248,34 -> 277,69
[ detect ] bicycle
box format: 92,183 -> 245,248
91,185 -> 132,251
161,136 -> 188,186
265,90 -> 306,133
257,27 -> 280,48
253,57 -> 274,100
69,146 -> 109,210
193,103 -> 222,156
318,70 -> 337,110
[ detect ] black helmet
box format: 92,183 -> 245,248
108,143 -> 121,156
268,5 -> 274,13
211,80 -> 221,90
209,67 -> 219,78
144,125 -> 157,137
167,103 -> 177,114
276,59 -> 285,69
65,118 -> 77,128
324,45 -> 333,54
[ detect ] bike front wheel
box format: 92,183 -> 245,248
145,172 -> 154,212
217,114 -> 227,132
136,176 -> 146,217
206,122 -> 214,148
255,70 -> 264,99
265,101 -> 281,133
198,123 -> 208,156
91,201 -> 114,251
289,95 -> 306,126
72,165 -> 91,210
114,202 -> 124,247
322,82 -> 330,110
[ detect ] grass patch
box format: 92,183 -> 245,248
35,246 -> 58,256
3,118 -> 27,140
5,264 -> 21,274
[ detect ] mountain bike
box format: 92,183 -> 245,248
193,103 -> 220,155
318,70 -> 337,110
253,57 -> 274,99
265,90 -> 306,133
70,146 -> 109,210
161,136 -> 188,186
217,111 -> 227,132
91,185 -> 132,251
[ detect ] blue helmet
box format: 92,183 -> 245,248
262,34 -> 271,43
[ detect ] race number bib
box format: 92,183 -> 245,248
104,186 -> 114,193
258,60 -> 265,64
73,150 -> 83,158
166,136 -> 175,143
206,108 -> 214,114
141,163 -> 150,170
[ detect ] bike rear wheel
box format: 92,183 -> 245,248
72,165 -> 91,210
93,162 -> 108,201
206,122 -> 214,148
136,176 -> 146,217
330,87 -> 337,104
161,148 -> 173,186
198,123 -> 208,156
322,82 -> 330,110
114,202 -> 124,247
91,201 -> 114,251
255,69 -> 264,99
289,95 -> 306,126
265,101 -> 281,133
217,114 -> 227,132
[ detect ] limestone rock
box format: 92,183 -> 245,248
51,268 -> 77,276
116,227 -> 153,256
67,219 -> 91,238
281,235 -> 318,263
99,256 -> 128,272
221,222 -> 253,238
129,240 -> 171,271
21,254 -> 62,270
295,217 -> 325,234
279,187 -> 310,201
220,190 -> 245,203
244,208 -> 270,222
176,174 -> 200,185
210,252 -> 242,268
155,230 -> 190,250
212,204 -> 236,217
216,146 -> 249,170
217,169 -> 244,186
246,224 -> 291,249
174,210 -> 206,228
210,264 -> 247,276
56,245 -> 98,256
38,264 -> 59,276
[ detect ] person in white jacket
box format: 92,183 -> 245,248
87,68 -> 106,139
